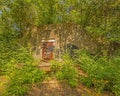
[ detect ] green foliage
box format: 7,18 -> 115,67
75,50 -> 120,95
51,54 -> 78,87
0,33 -> 34,75
57,63 -> 78,87
5,84 -> 28,96
0,0 -> 119,95
9,65 -> 45,84
5,65 -> 45,96
84,0 -> 120,41
50,60 -> 62,73
0,32 -> 45,96
0,0 -> 119,43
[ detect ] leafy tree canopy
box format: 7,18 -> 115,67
0,0 -> 119,41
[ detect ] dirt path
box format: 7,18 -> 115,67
27,79 -> 114,96
28,80 -> 89,96
0,62 -> 114,96
31,62 -> 114,96
0,76 -> 114,96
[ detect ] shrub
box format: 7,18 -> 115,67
0,34 -> 34,75
0,34 -> 46,95
5,84 -> 28,96
75,50 -> 120,95
109,56 -> 120,96
51,54 -> 78,87
50,60 -> 62,73
5,65 -> 45,96
59,64 -> 78,87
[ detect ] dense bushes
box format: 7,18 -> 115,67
1,45 -> 45,96
0,33 -> 33,75
1,32 -> 119,95
2,45 -> 45,96
0,34 -> 45,96
5,65 -> 45,96
57,63 -> 78,87
75,50 -> 120,96
51,54 -> 78,87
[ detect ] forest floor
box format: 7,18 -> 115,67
27,78 -> 114,96
0,76 -> 114,96
0,75 -> 114,96
0,62 -> 114,96
27,62 -> 114,96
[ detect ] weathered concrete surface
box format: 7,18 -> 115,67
29,23 -> 100,59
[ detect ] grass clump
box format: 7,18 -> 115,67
75,50 -> 120,96
51,54 -> 78,87
5,65 -> 45,96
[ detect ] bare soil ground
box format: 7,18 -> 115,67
0,62 -> 114,96
27,62 -> 114,96
27,79 -> 114,96
0,75 -> 114,96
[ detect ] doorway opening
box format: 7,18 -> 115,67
42,39 -> 55,60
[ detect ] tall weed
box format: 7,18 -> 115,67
75,50 -> 120,95
5,65 -> 45,96
51,54 -> 78,87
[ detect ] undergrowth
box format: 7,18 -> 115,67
0,34 -> 45,96
51,54 -> 78,87
51,49 -> 120,96
5,65 -> 45,96
75,50 -> 120,96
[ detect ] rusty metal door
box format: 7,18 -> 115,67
42,42 -> 54,60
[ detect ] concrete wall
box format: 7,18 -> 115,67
30,23 -> 99,59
